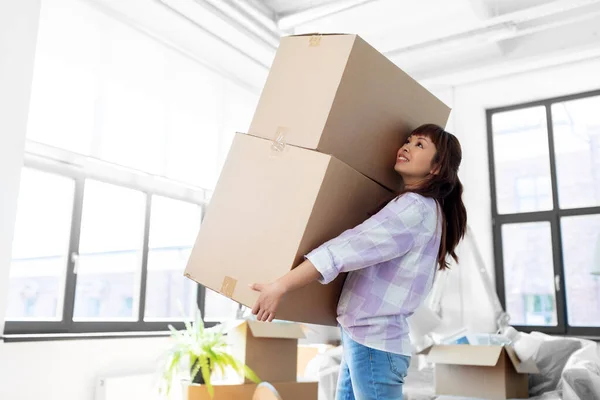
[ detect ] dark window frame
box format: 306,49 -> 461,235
4,160 -> 216,338
487,88 -> 600,337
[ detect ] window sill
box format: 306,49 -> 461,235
1,330 -> 171,343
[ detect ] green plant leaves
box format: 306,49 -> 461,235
160,304 -> 261,399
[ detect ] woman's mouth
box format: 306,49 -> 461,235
397,156 -> 409,163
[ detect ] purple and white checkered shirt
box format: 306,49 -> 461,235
306,192 -> 441,356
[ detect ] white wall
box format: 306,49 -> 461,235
0,1 -> 41,332
0,336 -> 170,400
437,56 -> 600,334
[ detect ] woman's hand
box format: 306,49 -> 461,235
250,260 -> 322,322
250,281 -> 286,322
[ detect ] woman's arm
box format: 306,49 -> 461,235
251,194 -> 425,321
250,259 -> 321,322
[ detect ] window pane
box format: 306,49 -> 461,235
502,222 -> 557,326
492,107 -> 554,214
144,196 -> 201,320
204,289 -> 240,322
5,169 -> 74,320
73,181 -> 145,320
561,215 -> 600,327
552,96 -> 600,209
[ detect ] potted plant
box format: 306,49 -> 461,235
160,308 -> 261,398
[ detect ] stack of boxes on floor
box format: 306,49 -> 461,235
187,320 -> 317,399
185,33 -> 450,399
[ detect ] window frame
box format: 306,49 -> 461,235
3,142 -> 218,337
487,88 -> 600,337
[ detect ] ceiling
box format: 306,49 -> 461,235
88,0 -> 600,90
261,0 -> 343,16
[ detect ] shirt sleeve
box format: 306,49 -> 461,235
305,193 -> 426,284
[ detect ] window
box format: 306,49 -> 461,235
6,169 -> 74,321
144,196 -> 202,320
74,181 -> 146,321
5,166 -> 209,334
488,89 -> 600,335
4,0 -> 257,336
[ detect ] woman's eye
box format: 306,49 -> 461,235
417,142 -> 423,148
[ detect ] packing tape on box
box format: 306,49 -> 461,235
220,276 -> 237,297
309,35 -> 322,47
271,126 -> 287,153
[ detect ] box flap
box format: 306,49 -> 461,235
415,345 -> 432,356
505,344 -> 540,374
247,320 -> 306,339
426,345 -> 504,367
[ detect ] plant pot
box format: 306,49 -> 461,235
191,359 -> 211,385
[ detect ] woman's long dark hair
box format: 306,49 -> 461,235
402,124 -> 467,270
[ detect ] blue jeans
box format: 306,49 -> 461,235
336,328 -> 411,400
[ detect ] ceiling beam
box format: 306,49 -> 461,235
224,0 -> 283,36
385,0 -> 600,59
195,0 -> 280,49
276,0 -> 380,31
202,0 -> 285,41
157,0 -> 271,70
418,40 -> 600,87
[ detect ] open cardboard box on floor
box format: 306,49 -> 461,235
249,33 -> 451,191
184,133 -> 393,326
186,381 -> 318,400
229,320 -> 305,383
420,344 -> 539,400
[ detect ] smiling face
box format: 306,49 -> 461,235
394,134 -> 439,187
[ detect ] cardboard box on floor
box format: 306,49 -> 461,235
421,344 -> 540,400
186,381 -> 318,400
185,133 -> 393,326
249,33 -> 451,191
229,320 -> 305,383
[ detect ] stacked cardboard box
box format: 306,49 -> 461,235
184,33 -> 451,326
187,320 -> 316,400
186,381 -> 317,400
229,320 -> 305,384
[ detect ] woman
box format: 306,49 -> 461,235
250,124 -> 467,400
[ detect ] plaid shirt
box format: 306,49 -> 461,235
306,193 -> 441,356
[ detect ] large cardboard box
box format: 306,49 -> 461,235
229,320 -> 305,383
187,381 -> 318,400
249,33 -> 451,191
423,344 -> 540,400
184,133 -> 393,326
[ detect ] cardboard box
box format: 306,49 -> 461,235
185,133 -> 393,326
187,381 -> 318,400
229,320 -> 305,383
422,344 -> 540,400
249,33 -> 451,191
